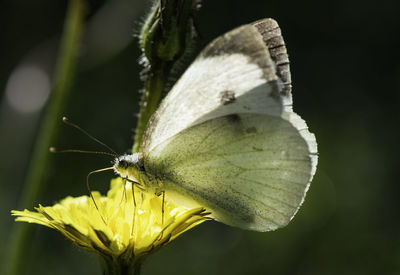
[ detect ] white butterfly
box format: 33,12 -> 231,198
114,18 -> 318,232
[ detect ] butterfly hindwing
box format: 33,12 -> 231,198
145,113 -> 313,231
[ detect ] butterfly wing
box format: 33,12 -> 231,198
140,19 -> 317,231
145,114 -> 315,231
141,19 -> 293,154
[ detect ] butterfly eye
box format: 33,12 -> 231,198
118,159 -> 129,169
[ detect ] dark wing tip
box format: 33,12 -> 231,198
199,24 -> 278,84
252,18 -> 292,98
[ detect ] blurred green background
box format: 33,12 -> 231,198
1,0 -> 399,274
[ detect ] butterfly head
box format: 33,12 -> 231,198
113,153 -> 145,182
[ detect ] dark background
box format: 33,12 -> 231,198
1,0 -> 399,274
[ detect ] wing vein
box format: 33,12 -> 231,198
239,177 -> 304,199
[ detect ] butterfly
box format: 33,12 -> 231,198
114,18 -> 318,232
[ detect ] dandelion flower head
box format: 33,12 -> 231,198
12,178 -> 210,265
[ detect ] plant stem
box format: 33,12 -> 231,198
4,1 -> 86,274
101,257 -> 142,275
133,62 -> 171,152
132,0 -> 198,153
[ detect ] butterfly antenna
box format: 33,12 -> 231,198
87,167 -> 114,225
62,117 -> 118,155
49,147 -> 118,158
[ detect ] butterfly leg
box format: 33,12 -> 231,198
129,177 -> 137,236
162,190 -> 165,225
118,178 -> 128,207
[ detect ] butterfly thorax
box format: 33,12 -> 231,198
113,153 -> 160,192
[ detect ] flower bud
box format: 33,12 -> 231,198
140,0 -> 198,65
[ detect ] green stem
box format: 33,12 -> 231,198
133,62 -> 171,152
4,1 -> 86,274
132,0 -> 198,153
101,257 -> 142,275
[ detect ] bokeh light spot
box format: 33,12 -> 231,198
5,64 -> 50,113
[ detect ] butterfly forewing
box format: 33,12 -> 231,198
141,19 -> 292,154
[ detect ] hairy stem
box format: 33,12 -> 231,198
132,0 -> 198,153
133,62 -> 171,152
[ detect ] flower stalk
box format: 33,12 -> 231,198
100,257 -> 142,275
5,1 -> 86,274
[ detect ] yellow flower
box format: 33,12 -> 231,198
12,178 -> 211,272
